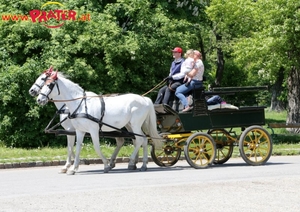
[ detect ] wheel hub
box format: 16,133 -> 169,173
164,145 -> 174,155
248,143 -> 258,150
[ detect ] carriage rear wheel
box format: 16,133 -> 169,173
239,125 -> 273,166
184,132 -> 216,169
150,140 -> 182,167
208,129 -> 234,164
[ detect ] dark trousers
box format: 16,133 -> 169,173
155,82 -> 182,110
207,95 -> 223,105
154,85 -> 167,104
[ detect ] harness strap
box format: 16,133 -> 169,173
69,92 -> 86,119
69,113 -> 146,138
99,96 -> 105,128
44,104 -> 69,133
67,94 -> 147,138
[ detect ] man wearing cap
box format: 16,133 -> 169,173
154,47 -> 185,109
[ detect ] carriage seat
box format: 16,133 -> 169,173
192,87 -> 209,116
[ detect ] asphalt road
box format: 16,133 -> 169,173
0,156 -> 299,212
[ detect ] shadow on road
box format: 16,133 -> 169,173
213,161 -> 290,168
77,165 -> 187,175
76,159 -> 291,175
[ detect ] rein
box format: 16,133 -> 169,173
48,80 -> 166,102
49,95 -> 104,102
141,79 -> 166,96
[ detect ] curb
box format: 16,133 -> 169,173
0,157 -> 155,169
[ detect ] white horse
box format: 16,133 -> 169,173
36,71 -> 162,174
29,68 -> 138,173
29,67 -> 75,173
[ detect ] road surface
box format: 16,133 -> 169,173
0,156 -> 299,212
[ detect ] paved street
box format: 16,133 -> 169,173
0,156 -> 299,212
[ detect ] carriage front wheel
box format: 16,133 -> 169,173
150,140 -> 182,167
184,132 -> 216,169
239,125 -> 273,166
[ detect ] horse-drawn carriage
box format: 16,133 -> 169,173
151,86 -> 272,169
29,67 -> 273,174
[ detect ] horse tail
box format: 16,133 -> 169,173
142,97 -> 163,148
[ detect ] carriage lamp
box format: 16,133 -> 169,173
157,120 -> 162,129
175,118 -> 182,127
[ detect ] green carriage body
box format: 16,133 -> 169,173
155,87 -> 266,133
156,105 -> 266,133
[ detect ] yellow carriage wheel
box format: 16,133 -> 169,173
208,129 -> 234,164
184,132 -> 216,169
239,125 -> 273,165
150,140 -> 182,167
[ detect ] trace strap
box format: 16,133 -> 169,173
44,104 -> 69,134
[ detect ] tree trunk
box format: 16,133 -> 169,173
214,33 -> 224,86
286,66 -> 300,133
197,33 -> 205,61
269,67 -> 286,111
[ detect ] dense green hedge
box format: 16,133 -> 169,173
0,0 -> 211,148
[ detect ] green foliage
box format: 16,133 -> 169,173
207,0 -> 300,83
0,0 -> 209,148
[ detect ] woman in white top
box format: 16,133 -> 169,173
175,50 -> 204,112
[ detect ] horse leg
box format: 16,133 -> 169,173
90,130 -> 111,173
59,135 -> 75,174
124,125 -> 139,168
109,137 -> 125,169
67,131 -> 85,175
133,139 -> 139,165
140,137 -> 148,171
128,137 -> 145,170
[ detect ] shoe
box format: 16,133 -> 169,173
182,106 -> 193,112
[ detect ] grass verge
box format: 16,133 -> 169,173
0,109 -> 300,164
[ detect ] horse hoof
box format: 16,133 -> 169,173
128,164 -> 137,170
58,168 -> 67,174
140,166 -> 147,172
104,166 -> 112,173
110,163 -> 116,169
67,170 -> 76,175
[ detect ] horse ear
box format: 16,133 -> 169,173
44,66 -> 53,76
51,70 -> 58,80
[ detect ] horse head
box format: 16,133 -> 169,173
36,70 -> 59,106
29,66 -> 54,96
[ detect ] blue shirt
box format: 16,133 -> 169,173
170,58 -> 185,81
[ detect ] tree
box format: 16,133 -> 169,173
207,0 -> 300,129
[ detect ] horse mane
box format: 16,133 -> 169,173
57,72 -> 85,95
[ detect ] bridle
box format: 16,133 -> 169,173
31,68 -> 53,96
39,77 -> 60,100
34,78 -> 46,90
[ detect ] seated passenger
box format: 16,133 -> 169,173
175,50 -> 204,112
206,95 -> 225,105
154,47 -> 185,108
